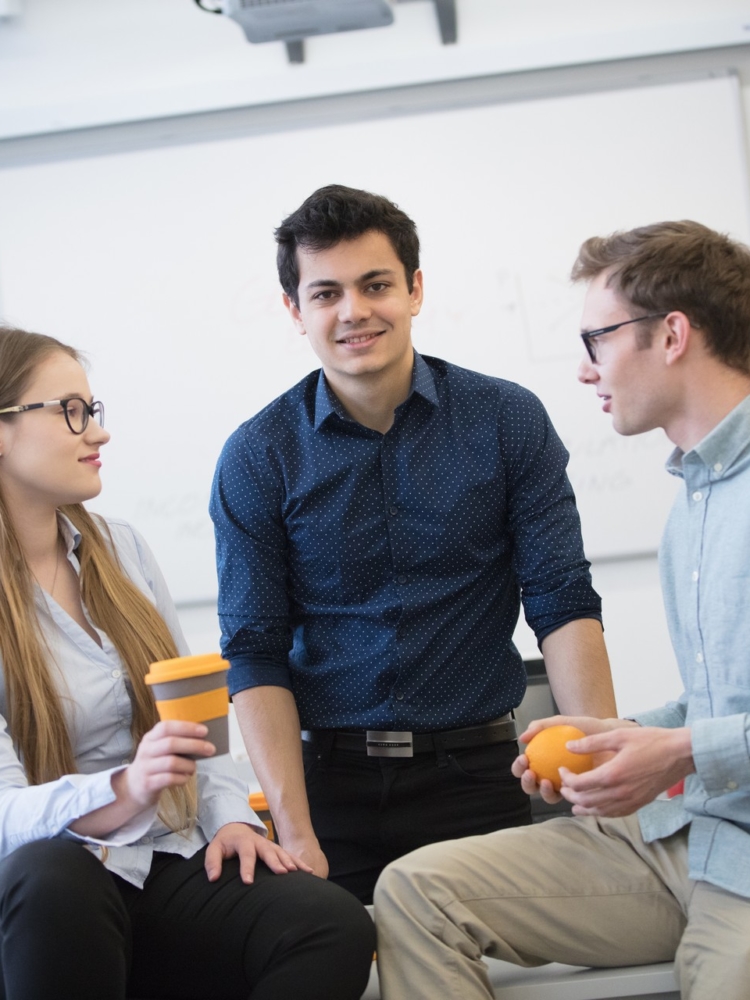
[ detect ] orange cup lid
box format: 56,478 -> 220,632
145,653 -> 229,685
249,792 -> 269,811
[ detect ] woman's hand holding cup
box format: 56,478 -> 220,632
116,720 -> 216,810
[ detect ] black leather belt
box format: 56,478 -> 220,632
300,714 -> 516,758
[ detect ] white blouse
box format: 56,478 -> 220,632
0,513 -> 261,887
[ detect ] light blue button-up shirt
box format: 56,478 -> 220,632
635,394 -> 750,898
0,515 -> 261,888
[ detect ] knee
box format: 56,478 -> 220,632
374,843 -> 451,921
288,874 -> 376,957
0,840 -> 116,916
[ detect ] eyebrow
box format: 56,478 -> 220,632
55,392 -> 95,405
304,268 -> 398,290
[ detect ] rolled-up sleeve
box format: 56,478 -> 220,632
501,388 -> 602,642
633,696 -> 688,731
210,427 -> 294,697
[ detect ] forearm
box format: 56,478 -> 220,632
541,617 -> 617,718
68,769 -> 153,839
232,686 -> 317,849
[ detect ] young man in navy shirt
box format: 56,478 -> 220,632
210,184 -> 616,903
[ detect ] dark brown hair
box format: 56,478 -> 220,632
275,184 -> 420,306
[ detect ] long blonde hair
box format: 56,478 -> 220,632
0,327 -> 196,831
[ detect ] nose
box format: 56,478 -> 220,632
338,289 -> 372,324
85,419 -> 110,446
577,354 -> 599,384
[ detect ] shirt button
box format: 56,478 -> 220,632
726,780 -> 738,791
691,571 -> 699,582
121,758 -> 129,765
395,691 -> 404,700
397,574 -> 408,585
692,491 -> 703,502
713,462 -> 723,473
696,652 -> 703,663
389,505 -> 399,516
112,669 -> 122,679
141,836 -> 152,845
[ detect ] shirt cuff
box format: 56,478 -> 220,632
691,714 -> 749,795
196,756 -> 267,841
227,655 -> 293,697
632,703 -> 687,729
62,768 -> 158,847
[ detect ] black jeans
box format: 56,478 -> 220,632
303,738 -> 531,904
0,839 -> 374,1000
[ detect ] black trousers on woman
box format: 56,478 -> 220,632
0,839 -> 375,1000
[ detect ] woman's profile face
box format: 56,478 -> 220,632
0,351 -> 110,513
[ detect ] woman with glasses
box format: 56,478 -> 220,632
0,326 -> 374,1000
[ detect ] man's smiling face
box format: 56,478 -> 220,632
284,229 -> 423,387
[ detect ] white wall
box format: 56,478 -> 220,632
2,0 -> 750,138
3,0 -> 744,725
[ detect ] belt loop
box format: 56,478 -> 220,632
433,733 -> 449,768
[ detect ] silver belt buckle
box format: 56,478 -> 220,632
366,730 -> 414,758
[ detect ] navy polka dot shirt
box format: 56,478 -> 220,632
210,353 -> 601,731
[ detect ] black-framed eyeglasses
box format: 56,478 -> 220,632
0,397 -> 105,435
581,313 -> 668,363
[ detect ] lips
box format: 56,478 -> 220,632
80,453 -> 101,467
337,330 -> 384,345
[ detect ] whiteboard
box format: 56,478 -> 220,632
0,73 -> 748,602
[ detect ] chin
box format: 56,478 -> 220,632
65,481 -> 103,506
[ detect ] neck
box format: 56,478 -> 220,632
324,352 -> 415,434
6,497 -> 61,567
667,365 -> 750,453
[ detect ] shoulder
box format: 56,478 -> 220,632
218,370 -> 320,461
424,355 -> 549,418
88,515 -> 158,579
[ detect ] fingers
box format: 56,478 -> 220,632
204,838 -> 224,882
139,727 -> 215,764
517,715 -> 623,745
204,825 -> 313,885
127,722 -> 214,808
557,764 -> 634,816
254,839 -> 311,878
517,715 -> 568,745
565,730 -> 621,756
284,841 -> 329,879
512,753 -> 564,803
511,752 -> 529,779
142,721 -> 215,758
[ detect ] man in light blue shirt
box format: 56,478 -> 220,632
374,220 -> 750,1000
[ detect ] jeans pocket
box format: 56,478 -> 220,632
302,744 -> 324,780
446,742 -> 519,783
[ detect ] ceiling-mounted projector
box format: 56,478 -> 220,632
222,0 -> 394,44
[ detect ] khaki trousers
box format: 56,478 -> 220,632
374,814 -> 750,1000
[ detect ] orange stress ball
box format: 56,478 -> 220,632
525,725 -> 594,791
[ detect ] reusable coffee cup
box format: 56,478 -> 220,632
145,653 -> 230,757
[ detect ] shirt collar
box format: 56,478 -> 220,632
411,352 -> 439,408
312,351 -> 439,431
666,392 -> 750,477
57,511 -> 82,556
